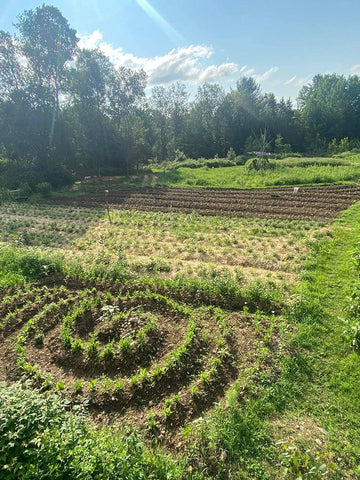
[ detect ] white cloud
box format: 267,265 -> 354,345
78,31 -> 238,85
254,66 -> 279,83
78,31 -> 282,88
284,75 -> 297,85
243,68 -> 255,76
198,63 -> 239,83
284,74 -> 312,88
350,64 -> 360,75
78,30 -> 103,50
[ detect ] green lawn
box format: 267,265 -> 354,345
155,155 -> 360,189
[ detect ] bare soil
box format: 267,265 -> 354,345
40,184 -> 360,221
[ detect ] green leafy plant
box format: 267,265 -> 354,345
278,442 -> 330,478
113,380 -> 125,395
73,380 -> 83,394
87,334 -> 99,357
102,342 -> 115,361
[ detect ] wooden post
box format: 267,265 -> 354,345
105,189 -> 112,224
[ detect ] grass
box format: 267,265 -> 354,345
155,156 -> 360,189
0,203 -> 103,247
37,153 -> 360,196
281,202 -> 360,477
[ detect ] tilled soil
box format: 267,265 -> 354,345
41,184 -> 360,221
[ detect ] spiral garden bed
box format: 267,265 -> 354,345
0,281 -> 277,436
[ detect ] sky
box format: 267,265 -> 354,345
1,0 -> 360,100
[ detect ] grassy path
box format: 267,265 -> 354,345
284,202 -> 360,478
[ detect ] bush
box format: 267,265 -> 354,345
0,382 -> 186,479
0,247 -> 64,288
226,147 -> 236,161
35,182 -> 52,197
235,155 -> 246,165
174,149 -> 187,162
19,182 -> 33,198
245,157 -> 274,171
45,164 -> 73,188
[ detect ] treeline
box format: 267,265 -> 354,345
1,4 -> 360,189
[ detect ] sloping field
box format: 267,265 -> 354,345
42,184 -> 360,221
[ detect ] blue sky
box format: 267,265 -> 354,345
1,0 -> 360,99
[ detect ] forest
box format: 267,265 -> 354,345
1,4 -> 360,190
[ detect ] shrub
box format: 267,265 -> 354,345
174,149 -> 187,162
0,381 -> 186,479
0,247 -> 64,288
19,182 -> 33,198
245,157 -> 274,171
35,182 -> 52,197
226,147 -> 236,161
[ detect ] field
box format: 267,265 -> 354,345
42,184 -> 360,221
1,178 -> 360,478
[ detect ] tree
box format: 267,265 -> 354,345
187,83 -> 225,158
107,67 -> 147,127
0,31 -> 23,100
298,74 -> 348,141
0,5 -> 78,177
68,49 -> 114,174
16,5 -> 77,112
274,134 -> 292,155
149,82 -> 189,161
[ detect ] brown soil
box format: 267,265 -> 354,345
40,184 -> 360,221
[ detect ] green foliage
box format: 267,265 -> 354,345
245,156 -> 273,171
102,342 -> 115,361
198,405 -> 273,478
0,381 -> 187,479
0,246 -> 64,288
35,182 -> 52,197
71,338 -> 84,353
174,149 -> 187,162
341,246 -> 360,350
226,147 -> 236,161
87,334 -> 99,357
278,443 -> 330,478
157,154 -> 360,189
19,182 -> 33,198
342,317 -> 360,350
274,134 -> 292,155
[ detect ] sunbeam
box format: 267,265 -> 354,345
135,0 -> 185,45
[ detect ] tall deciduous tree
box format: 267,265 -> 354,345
298,74 -> 354,142
188,83 -> 225,158
16,5 -> 77,113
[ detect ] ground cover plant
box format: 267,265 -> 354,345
155,153 -> 360,189
0,203 -> 103,247
58,153 -> 360,194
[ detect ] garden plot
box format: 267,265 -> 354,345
42,184 -> 360,221
75,209 -> 325,285
0,282 -> 281,437
0,203 -> 103,247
